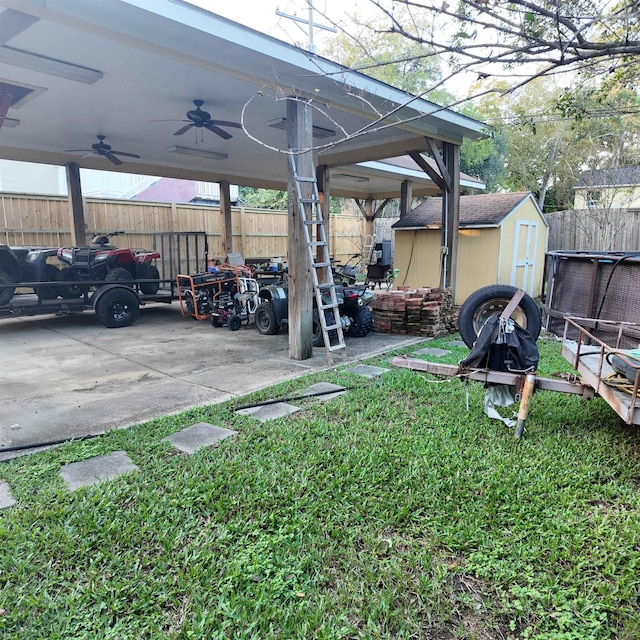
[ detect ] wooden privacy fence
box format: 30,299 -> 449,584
546,208 -> 640,252
0,193 -> 367,265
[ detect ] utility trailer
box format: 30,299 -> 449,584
392,288 -> 640,438
0,279 -> 176,328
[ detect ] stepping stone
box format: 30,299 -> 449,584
164,422 -> 237,455
236,402 -> 301,422
0,482 -> 15,509
344,364 -> 390,378
447,340 -> 468,348
298,382 -> 347,401
415,347 -> 451,357
60,450 -> 139,491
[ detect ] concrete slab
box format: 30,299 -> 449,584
415,347 -> 451,357
0,303 -> 428,459
60,450 -> 139,491
236,402 -> 302,422
0,482 -> 16,509
298,382 -> 347,401
344,364 -> 391,378
164,422 -> 237,455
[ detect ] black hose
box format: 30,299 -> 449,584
0,433 -> 102,456
234,387 -> 349,410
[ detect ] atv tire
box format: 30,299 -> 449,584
346,305 -> 373,337
137,263 -> 160,294
105,267 -> 133,285
0,269 -> 15,305
313,308 -> 337,347
36,265 -> 61,299
94,287 -> 139,328
55,267 -> 83,299
458,284 -> 541,348
255,301 -> 280,335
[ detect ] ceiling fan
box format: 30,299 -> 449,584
65,135 -> 140,166
170,99 -> 242,139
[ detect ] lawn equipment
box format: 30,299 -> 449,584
56,231 -> 160,297
177,263 -> 259,330
254,280 -> 374,346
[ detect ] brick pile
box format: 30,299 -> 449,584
371,287 -> 457,337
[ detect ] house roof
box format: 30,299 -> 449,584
0,0 -> 487,200
577,167 -> 640,189
392,192 -> 535,229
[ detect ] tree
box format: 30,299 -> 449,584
366,0 -> 640,104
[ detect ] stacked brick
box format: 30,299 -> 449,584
370,287 -> 457,337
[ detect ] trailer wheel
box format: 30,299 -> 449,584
346,305 -> 373,337
458,284 -> 541,348
138,263 -> 160,294
0,269 -> 15,305
94,287 -> 140,328
255,301 -> 280,335
228,314 -> 242,331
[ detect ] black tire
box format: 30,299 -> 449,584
458,284 -> 541,348
255,301 -> 280,335
137,263 -> 160,294
94,287 -> 139,328
36,265 -> 61,299
210,313 -> 222,327
346,305 -> 373,337
105,267 -> 133,285
228,314 -> 242,331
313,308 -> 338,347
0,269 -> 15,305
55,267 -> 83,299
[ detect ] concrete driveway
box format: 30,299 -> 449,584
1,302 -> 425,460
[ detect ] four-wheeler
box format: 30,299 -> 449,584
57,231 -> 161,297
0,244 -> 62,304
254,280 -> 374,346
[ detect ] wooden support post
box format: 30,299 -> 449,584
65,162 -> 86,245
400,180 -> 413,217
287,98 -> 314,360
220,180 -> 232,258
363,198 -> 374,240
441,142 -> 460,297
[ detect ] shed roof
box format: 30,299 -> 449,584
392,192 -> 534,229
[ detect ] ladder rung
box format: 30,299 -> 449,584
316,282 -> 334,289
327,343 -> 346,352
300,198 -> 320,204
325,323 -> 341,331
304,219 -> 323,225
319,302 -> 339,310
308,241 -> 326,246
295,176 -> 316,182
313,261 -> 331,268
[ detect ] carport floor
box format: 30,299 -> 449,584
0,303 -> 426,462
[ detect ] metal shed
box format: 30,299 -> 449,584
392,192 -> 549,305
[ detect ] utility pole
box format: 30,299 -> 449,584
276,1 -> 336,53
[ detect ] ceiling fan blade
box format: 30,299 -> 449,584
150,119 -> 189,123
104,152 -> 123,166
65,149 -> 93,153
174,123 -> 194,136
204,123 -> 233,140
110,151 -> 141,158
210,120 -> 242,129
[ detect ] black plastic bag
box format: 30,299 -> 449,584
460,316 -> 538,372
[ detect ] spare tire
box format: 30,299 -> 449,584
458,284 -> 541,348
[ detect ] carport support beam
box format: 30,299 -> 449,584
66,162 -> 86,245
317,164 -> 330,282
440,142 -> 460,297
220,180 -> 232,257
287,97 -> 314,360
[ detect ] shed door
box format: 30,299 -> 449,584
511,221 -> 538,294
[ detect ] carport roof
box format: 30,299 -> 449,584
0,0 -> 486,199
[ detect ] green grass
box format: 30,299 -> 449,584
1,333 -> 639,639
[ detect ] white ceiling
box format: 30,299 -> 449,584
0,0 -> 486,199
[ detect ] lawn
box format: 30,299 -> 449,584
1,334 -> 639,639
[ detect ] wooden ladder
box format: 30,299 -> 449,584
289,153 -> 346,363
